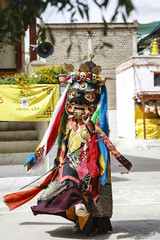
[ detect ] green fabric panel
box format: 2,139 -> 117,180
138,21 -> 160,35
91,107 -> 100,124
57,110 -> 68,147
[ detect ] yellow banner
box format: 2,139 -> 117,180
0,84 -> 59,121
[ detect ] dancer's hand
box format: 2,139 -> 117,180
82,109 -> 91,125
82,109 -> 94,134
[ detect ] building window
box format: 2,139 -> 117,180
154,72 -> 160,86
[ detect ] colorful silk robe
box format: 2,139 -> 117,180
54,117 -> 112,217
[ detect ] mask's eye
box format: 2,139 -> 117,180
69,90 -> 78,99
79,82 -> 87,90
84,92 -> 95,102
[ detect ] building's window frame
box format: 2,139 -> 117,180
154,72 -> 160,86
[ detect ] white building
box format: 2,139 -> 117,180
116,56 -> 160,150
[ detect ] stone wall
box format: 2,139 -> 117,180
44,21 -> 138,110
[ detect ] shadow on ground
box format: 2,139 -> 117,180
44,219 -> 160,239
111,176 -> 130,182
20,221 -> 73,226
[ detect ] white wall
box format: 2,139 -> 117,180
108,109 -> 117,143
134,66 -> 160,92
116,67 -> 136,139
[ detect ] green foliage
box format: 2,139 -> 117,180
111,0 -> 134,22
0,65 -> 67,85
30,66 -> 67,84
0,72 -> 31,87
0,0 -> 134,45
0,74 -> 15,85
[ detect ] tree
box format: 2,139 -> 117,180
0,0 -> 134,45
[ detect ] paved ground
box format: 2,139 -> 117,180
0,149 -> 160,240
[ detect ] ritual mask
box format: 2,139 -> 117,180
65,81 -> 101,118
